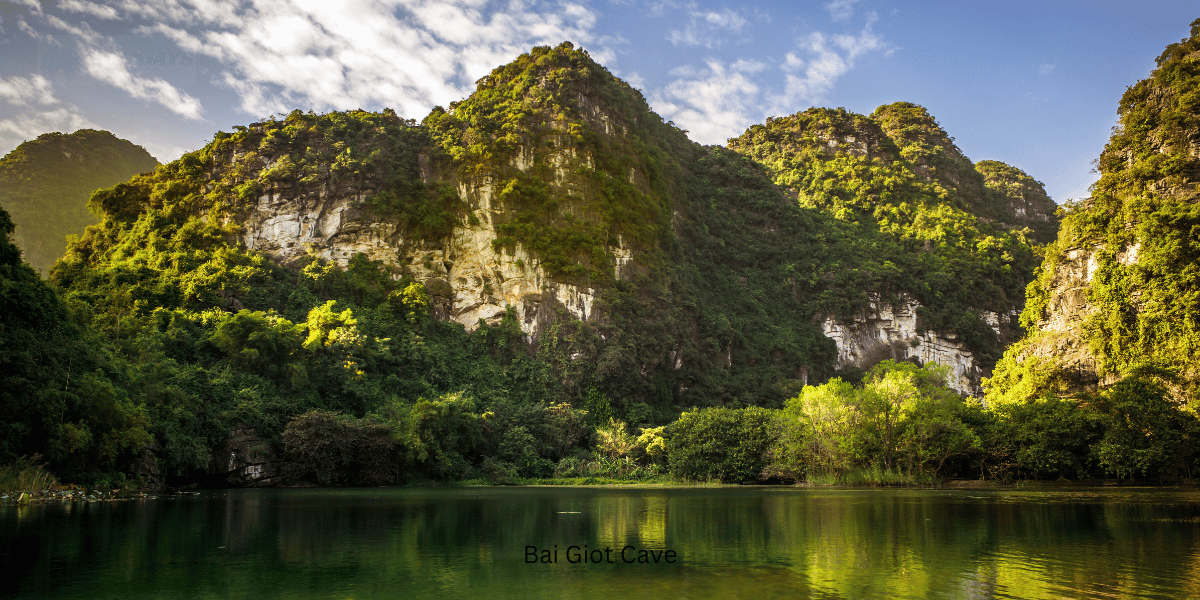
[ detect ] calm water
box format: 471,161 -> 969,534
3,486 -> 1200,599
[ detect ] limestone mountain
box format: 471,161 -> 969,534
0,130 -> 159,273
42,43 -> 1054,480
728,104 -> 1056,392
986,19 -> 1200,406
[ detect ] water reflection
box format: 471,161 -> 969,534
2,487 -> 1199,599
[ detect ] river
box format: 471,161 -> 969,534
3,486 -> 1199,599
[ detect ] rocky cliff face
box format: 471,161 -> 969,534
226,98 -> 1047,395
999,229 -> 1151,397
821,293 -> 1009,395
976,160 -> 1059,245
241,177 -> 634,337
728,104 -> 1050,394
64,44 -> 1051,408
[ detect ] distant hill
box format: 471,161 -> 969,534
0,130 -> 159,273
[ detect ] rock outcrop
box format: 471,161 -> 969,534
208,425 -> 281,488
225,47 -> 668,340
729,104 -> 1051,394
237,173 -> 615,337
229,102 -> 1046,395
821,293 -> 997,395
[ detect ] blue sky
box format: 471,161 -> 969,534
0,0 -> 1196,203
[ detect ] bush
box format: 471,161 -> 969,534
281,409 -> 398,486
402,392 -> 483,479
1090,376 -> 1200,482
595,419 -> 668,467
771,361 -> 981,481
986,396 -> 1103,480
667,407 -> 775,483
497,425 -> 554,478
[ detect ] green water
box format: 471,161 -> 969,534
3,486 -> 1200,599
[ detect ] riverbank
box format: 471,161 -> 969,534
7,478 -> 1195,504
0,487 -> 202,505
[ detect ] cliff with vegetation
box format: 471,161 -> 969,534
988,19 -> 1200,407
0,130 -> 158,273
965,19 -> 1200,485
4,42 -> 1065,488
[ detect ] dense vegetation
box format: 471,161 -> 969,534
0,206 -> 150,484
0,130 -> 158,273
8,21 -> 1200,489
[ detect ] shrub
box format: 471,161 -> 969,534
667,407 -> 775,483
281,409 -> 397,486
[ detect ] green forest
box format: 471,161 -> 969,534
2,20 -> 1200,491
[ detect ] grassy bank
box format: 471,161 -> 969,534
803,467 -> 942,487
0,455 -> 59,493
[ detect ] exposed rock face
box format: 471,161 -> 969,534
729,104 -> 1051,394
236,152 -> 632,339
130,446 -> 164,491
1018,240 -> 1141,391
208,425 -> 281,487
198,49 -> 1044,408
821,293 -> 987,395
976,160 -> 1059,244
230,52 -> 662,341
234,105 -> 1039,393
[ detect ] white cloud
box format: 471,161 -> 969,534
731,58 -> 767,74
0,74 -> 57,106
140,141 -> 189,163
774,14 -> 886,109
1039,62 -> 1056,76
650,59 -> 763,145
42,15 -> 205,119
0,74 -> 97,157
110,0 -> 600,119
18,0 -> 601,122
649,12 -> 889,146
58,0 -> 120,20
703,9 -> 747,30
668,6 -> 753,49
825,0 -> 858,22
8,0 -> 43,13
631,0 -> 688,19
621,71 -> 648,94
82,49 -> 204,119
217,74 -> 292,120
